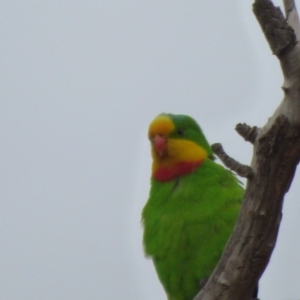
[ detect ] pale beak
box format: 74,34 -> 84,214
152,135 -> 167,157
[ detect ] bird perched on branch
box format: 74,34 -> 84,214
142,113 -> 246,300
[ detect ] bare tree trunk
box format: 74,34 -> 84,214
194,0 -> 300,299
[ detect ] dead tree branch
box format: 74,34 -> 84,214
235,123 -> 259,144
194,0 -> 300,299
284,0 -> 300,41
212,143 -> 253,178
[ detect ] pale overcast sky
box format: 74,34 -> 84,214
0,1 -> 299,299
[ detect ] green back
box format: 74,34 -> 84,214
142,159 -> 244,300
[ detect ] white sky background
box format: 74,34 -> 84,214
1,1 -> 299,299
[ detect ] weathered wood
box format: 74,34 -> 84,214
235,123 -> 259,144
194,1 -> 300,299
212,143 -> 253,178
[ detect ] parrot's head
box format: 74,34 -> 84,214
148,113 -> 214,181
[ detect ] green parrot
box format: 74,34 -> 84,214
142,113 -> 246,300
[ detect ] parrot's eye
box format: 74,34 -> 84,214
177,128 -> 184,136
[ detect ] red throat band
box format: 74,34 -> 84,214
153,161 -> 203,182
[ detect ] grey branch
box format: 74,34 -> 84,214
235,123 -> 259,144
212,143 -> 253,178
194,0 -> 300,299
284,0 -> 300,41
253,0 -> 296,56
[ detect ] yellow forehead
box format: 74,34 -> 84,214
148,115 -> 175,137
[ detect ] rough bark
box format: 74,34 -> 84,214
194,0 -> 300,299
211,143 -> 253,178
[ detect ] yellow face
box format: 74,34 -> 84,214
148,115 -> 208,173
148,114 -> 175,139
